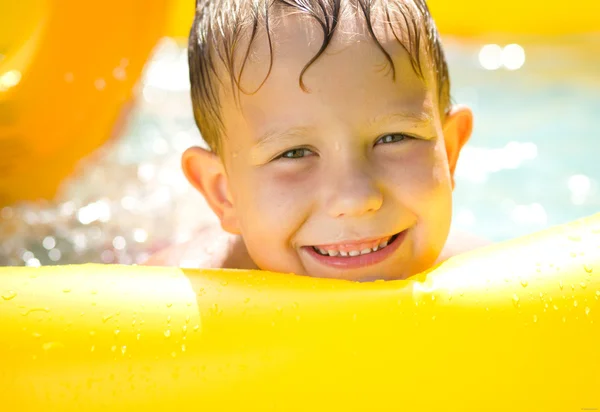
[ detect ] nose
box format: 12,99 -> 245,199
323,161 -> 383,218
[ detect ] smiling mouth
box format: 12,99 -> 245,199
304,231 -> 406,269
310,233 -> 400,257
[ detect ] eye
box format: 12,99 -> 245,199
375,133 -> 411,145
277,148 -> 314,160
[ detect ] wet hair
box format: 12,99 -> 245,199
188,0 -> 450,153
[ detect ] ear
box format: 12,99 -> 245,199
442,105 -> 473,188
181,147 -> 241,234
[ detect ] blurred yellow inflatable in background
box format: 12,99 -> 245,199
427,0 -> 600,36
1,214 -> 599,410
164,0 -> 600,38
0,0 -> 169,206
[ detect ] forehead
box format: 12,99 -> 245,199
217,4 -> 436,144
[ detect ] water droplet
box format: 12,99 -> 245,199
553,304 -> 559,310
114,329 -> 120,336
559,281 -> 564,290
164,329 -> 171,338
244,297 -> 251,304
2,290 -> 17,300
193,325 -> 200,332
171,352 -> 177,358
221,281 -> 228,286
585,307 -> 591,316
186,315 -> 191,324
167,315 -> 171,323
520,280 -> 528,287
431,295 -> 436,301
571,284 -> 575,291
574,300 -> 578,307
431,315 -> 436,321
102,314 -> 114,323
91,345 -> 95,352
111,345 -> 117,352
570,252 -> 577,258
181,344 -> 186,352
533,315 -> 538,323
121,346 -> 127,355
580,282 -> 587,289
512,294 -> 520,307
596,290 -> 600,297
562,316 -> 567,323
584,264 -> 593,274
63,288 -> 71,293
91,289 -> 97,295
32,332 -> 42,339
136,334 -> 141,341
166,303 -> 172,308
21,307 -> 50,316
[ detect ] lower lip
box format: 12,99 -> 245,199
303,231 -> 407,270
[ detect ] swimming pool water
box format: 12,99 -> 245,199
0,35 -> 598,265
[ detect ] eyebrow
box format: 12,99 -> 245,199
253,126 -> 315,150
367,110 -> 433,128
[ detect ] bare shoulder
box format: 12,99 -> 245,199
437,229 -> 492,263
143,224 -> 256,270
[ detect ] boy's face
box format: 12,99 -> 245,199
187,13 -> 471,280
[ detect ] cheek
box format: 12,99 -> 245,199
381,141 -> 452,202
230,164 -> 315,241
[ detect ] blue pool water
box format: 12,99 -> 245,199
0,35 -> 599,265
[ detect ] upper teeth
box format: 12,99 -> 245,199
314,237 -> 391,257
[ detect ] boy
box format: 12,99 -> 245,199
147,0 -> 482,281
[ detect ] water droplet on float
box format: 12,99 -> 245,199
164,330 -> 171,338
533,314 -> 538,323
2,290 -> 17,300
114,329 -> 120,336
520,280 -> 528,287
121,346 -> 127,355
512,294 -> 520,307
554,305 -> 559,310
559,281 -> 564,290
580,282 -> 587,289
166,303 -> 172,308
585,307 -> 591,316
574,300 -> 578,307
193,325 -> 200,332
63,288 -> 71,293
181,344 -> 186,352
584,264 -> 594,274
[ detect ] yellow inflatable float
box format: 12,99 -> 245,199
1,214 -> 599,411
0,0 -> 168,206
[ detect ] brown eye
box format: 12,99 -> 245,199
376,133 -> 410,145
279,148 -> 313,159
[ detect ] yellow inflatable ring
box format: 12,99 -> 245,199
0,0 -> 168,205
2,214 -> 600,411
